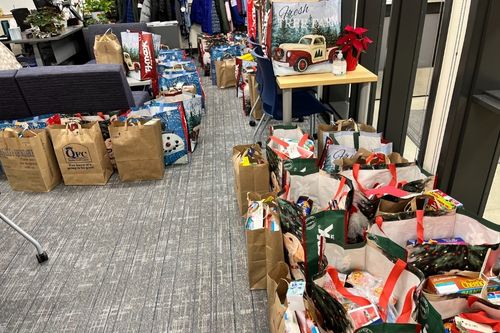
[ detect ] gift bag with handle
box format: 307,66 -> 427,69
210,44 -> 241,85
215,55 -> 237,88
266,125 -> 315,192
368,209 -> 500,276
108,117 -> 165,182
0,127 -> 61,192
314,241 -> 423,332
276,159 -> 353,280
245,192 -> 285,290
48,122 -> 113,185
94,29 -> 124,66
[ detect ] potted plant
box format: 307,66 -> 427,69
83,0 -> 115,24
336,25 -> 373,71
25,7 -> 65,38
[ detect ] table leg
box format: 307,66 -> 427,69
317,85 -> 324,101
283,88 -> 292,125
33,44 -> 45,66
358,82 -> 371,124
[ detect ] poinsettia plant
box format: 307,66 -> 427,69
336,25 -> 373,71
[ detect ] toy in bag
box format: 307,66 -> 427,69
210,44 -> 241,85
150,101 -> 190,165
159,71 -> 205,108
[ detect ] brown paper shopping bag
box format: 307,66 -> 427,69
215,58 -> 236,88
94,29 -> 124,66
48,122 -> 113,185
0,128 -> 61,192
248,73 -> 263,120
266,262 -> 290,333
232,144 -> 270,215
246,192 -> 285,290
108,118 -> 165,182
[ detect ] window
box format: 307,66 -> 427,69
299,38 -> 312,45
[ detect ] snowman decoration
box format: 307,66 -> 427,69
162,133 -> 185,155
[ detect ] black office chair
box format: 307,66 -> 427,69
11,8 -> 31,32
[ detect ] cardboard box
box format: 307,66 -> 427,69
426,275 -> 500,296
232,144 -> 270,215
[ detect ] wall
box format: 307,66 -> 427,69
0,0 -> 35,13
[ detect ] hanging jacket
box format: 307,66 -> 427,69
191,0 -> 214,33
215,0 -> 230,33
211,0 -> 222,33
116,0 -> 139,22
229,0 -> 245,28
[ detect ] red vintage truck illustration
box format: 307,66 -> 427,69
272,35 -> 337,72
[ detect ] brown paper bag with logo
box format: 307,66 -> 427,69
248,73 -> 263,120
48,122 -> 113,185
215,58 -> 236,88
108,118 -> 165,182
0,128 -> 61,192
94,29 -> 124,66
232,144 -> 270,215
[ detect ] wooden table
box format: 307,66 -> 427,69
9,25 -> 84,66
276,65 -> 378,125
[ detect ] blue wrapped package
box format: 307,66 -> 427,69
158,49 -> 186,62
159,71 -> 205,108
159,93 -> 203,153
150,101 -> 190,165
157,59 -> 197,74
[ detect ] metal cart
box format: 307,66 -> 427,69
1,213 -> 48,263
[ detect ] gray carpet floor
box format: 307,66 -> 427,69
0,75 -> 269,333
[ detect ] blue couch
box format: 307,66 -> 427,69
0,64 -> 151,120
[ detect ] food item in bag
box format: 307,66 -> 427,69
425,275 -> 500,296
297,196 -> 313,216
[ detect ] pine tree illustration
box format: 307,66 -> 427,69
306,15 -> 313,32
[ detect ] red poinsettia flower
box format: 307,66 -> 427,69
336,25 -> 372,54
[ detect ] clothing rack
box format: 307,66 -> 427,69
1,212 -> 48,264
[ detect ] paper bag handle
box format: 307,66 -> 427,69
336,118 -> 359,132
65,122 -> 82,135
3,127 -> 38,138
98,28 -> 114,42
124,116 -> 145,130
